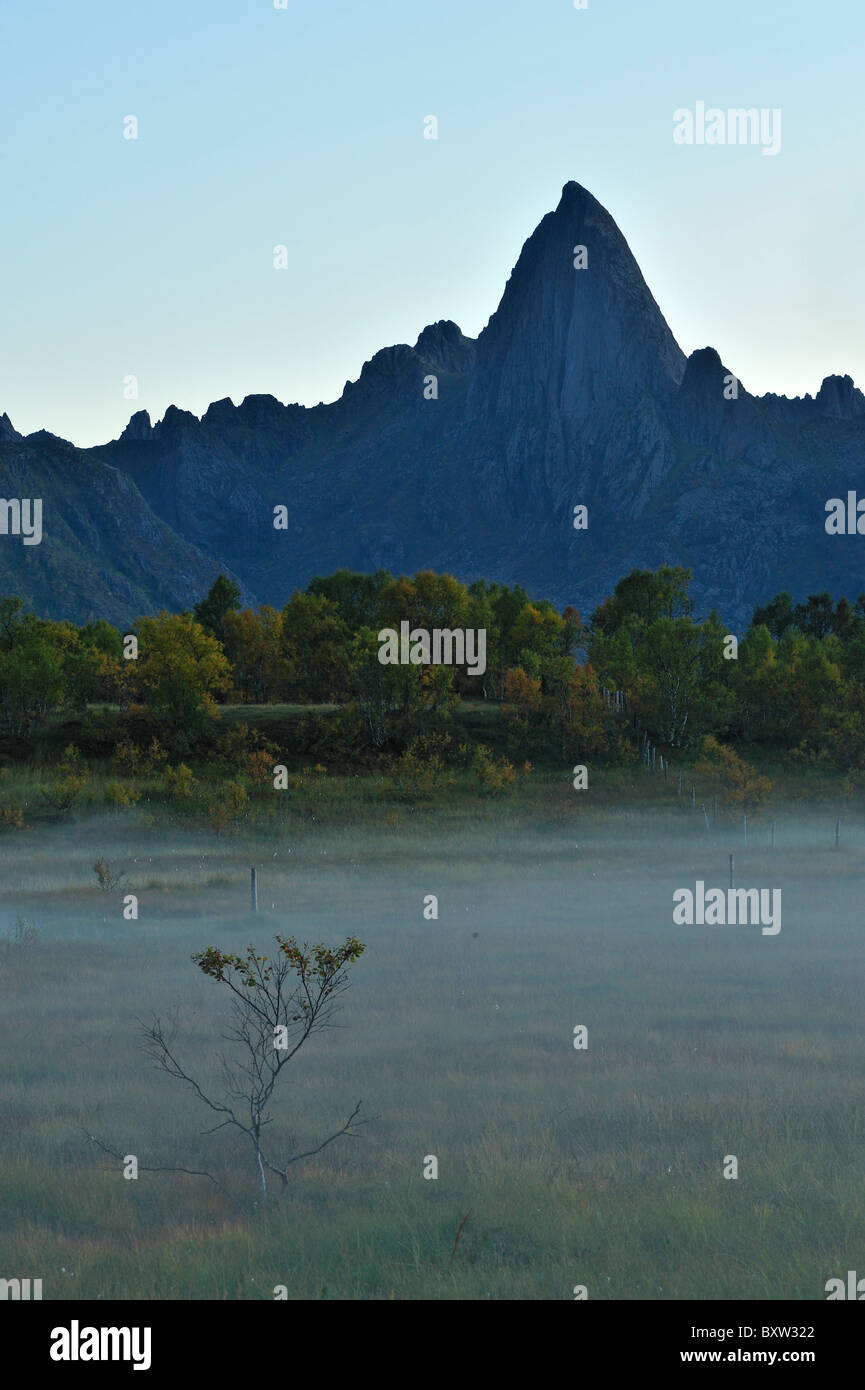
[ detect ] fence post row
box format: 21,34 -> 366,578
626,729 -> 841,854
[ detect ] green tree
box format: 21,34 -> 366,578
0,596 -> 25,650
751,592 -> 794,640
591,565 -> 694,638
221,605 -> 286,703
792,592 -> 835,640
730,624 -> 778,742
0,615 -> 66,736
345,626 -> 458,748
833,595 -> 856,641
281,591 -> 351,701
193,574 -> 242,642
307,568 -> 392,628
63,620 -> 124,709
777,629 -> 843,740
133,612 -> 231,747
380,570 -> 473,632
632,615 -> 728,748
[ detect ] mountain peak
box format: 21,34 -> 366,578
154,404 -> 199,437
815,373 -> 865,419
684,345 -> 725,374
470,179 -> 686,427
557,179 -> 597,208
237,394 -> 293,427
338,343 -> 421,407
202,398 -> 238,427
414,320 -> 475,373
679,346 -> 746,399
120,409 -> 154,441
26,427 -> 72,448
0,411 -> 22,443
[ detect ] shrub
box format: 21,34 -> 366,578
75,707 -> 126,757
471,744 -> 517,796
244,748 -> 277,788
295,708 -> 369,765
208,779 -> 248,833
40,745 -> 88,812
695,736 -> 772,812
142,738 -> 169,776
93,859 -> 124,892
0,805 -> 24,830
217,721 -> 254,768
112,738 -> 143,775
159,763 -> 200,801
390,734 -> 454,799
104,780 -> 141,810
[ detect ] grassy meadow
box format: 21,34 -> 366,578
1,748 -> 864,1300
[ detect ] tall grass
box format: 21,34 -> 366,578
1,770 -> 864,1298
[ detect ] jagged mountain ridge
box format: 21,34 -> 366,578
2,180 -> 864,627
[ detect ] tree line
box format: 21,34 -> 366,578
2,564 -> 864,769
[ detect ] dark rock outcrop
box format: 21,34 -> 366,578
3,179 -> 865,626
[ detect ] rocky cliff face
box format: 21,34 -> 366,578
2,180 -> 864,626
0,431 -> 238,625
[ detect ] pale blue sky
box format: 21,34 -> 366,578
1,0 -> 863,445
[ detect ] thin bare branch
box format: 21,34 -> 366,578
263,1101 -> 367,1189
81,1127 -> 221,1187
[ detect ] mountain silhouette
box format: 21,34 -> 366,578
2,180 -> 864,626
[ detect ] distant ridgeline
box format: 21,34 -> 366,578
3,182 -> 865,628
0,564 -> 864,776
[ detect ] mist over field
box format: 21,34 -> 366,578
3,786 -> 863,1300
5,0 -> 865,1346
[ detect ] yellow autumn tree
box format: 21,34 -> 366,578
695,736 -> 772,812
503,666 -> 542,717
132,611 -> 231,747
